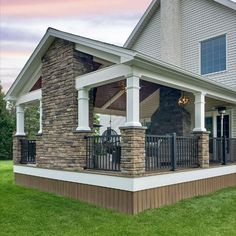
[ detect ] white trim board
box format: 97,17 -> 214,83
14,165 -> 236,192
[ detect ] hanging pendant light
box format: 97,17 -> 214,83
178,91 -> 189,106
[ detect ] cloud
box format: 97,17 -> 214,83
0,0 -> 153,92
0,26 -> 42,43
1,0 -> 152,18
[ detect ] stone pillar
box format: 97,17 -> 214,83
15,105 -> 25,136
193,131 -> 210,168
13,135 -> 26,165
120,127 -> 146,176
76,87 -> 91,132
125,75 -> 142,127
38,99 -> 43,134
193,92 -> 207,132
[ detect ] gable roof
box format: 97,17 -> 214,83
124,0 -> 236,48
5,28 -> 136,100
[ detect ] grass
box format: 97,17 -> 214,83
0,160 -> 236,236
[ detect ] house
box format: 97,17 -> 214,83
5,0 -> 236,214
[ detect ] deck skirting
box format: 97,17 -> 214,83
14,165 -> 236,214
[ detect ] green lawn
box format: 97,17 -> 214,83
0,161 -> 236,236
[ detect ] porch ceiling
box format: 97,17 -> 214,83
94,80 -> 160,111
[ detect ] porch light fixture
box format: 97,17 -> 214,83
217,106 -> 226,138
178,91 -> 189,106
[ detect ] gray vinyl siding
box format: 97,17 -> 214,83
181,0 -> 236,88
132,8 -> 161,59
231,108 -> 236,138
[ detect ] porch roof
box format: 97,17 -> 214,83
4,28 -> 136,101
5,28 -> 236,105
76,52 -> 236,104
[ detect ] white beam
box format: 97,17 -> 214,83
16,89 -> 42,105
101,90 -> 125,109
76,64 -> 132,89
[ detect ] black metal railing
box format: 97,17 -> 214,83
209,137 -> 236,164
20,140 -> 36,164
145,133 -> 199,171
85,135 -> 121,171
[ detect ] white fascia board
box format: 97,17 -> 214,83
5,32 -> 53,101
14,165 -> 236,192
18,64 -> 42,97
76,64 -> 132,89
214,0 -> 236,10
5,27 -> 135,101
124,0 -> 160,48
75,44 -> 120,64
49,29 -> 136,62
16,89 -> 42,105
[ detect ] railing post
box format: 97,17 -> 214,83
222,136 -> 227,165
171,133 -> 177,171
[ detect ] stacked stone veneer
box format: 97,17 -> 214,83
13,136 -> 26,165
36,39 -> 98,170
120,127 -> 146,176
193,132 -> 210,168
150,87 -> 191,136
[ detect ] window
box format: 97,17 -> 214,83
201,35 -> 226,75
205,117 -> 213,137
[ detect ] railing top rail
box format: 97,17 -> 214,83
85,135 -> 121,139
146,135 -> 172,138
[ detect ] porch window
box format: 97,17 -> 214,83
205,117 -> 213,137
201,35 -> 226,75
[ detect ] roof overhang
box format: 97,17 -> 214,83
4,28 -> 136,101
76,53 -> 236,104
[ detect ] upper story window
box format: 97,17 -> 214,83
201,35 -> 226,75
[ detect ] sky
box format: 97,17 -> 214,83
0,0 -> 152,93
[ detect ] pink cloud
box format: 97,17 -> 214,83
1,0 -> 152,17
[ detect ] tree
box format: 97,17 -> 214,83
0,83 -> 15,160
24,105 -> 39,139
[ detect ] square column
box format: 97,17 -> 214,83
38,99 -> 43,134
15,104 -> 26,136
125,75 -> 142,127
193,92 -> 206,132
76,87 -> 91,132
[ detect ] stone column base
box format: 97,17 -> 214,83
120,127 -> 146,176
13,135 -> 26,165
193,131 -> 210,168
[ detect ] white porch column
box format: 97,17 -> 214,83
38,99 -> 43,134
125,75 -> 142,127
193,92 -> 206,132
76,87 -> 91,132
15,104 -> 25,136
